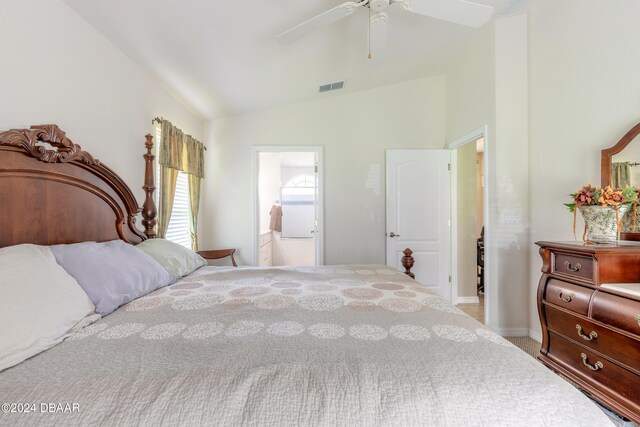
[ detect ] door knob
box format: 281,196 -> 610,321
388,232 -> 399,237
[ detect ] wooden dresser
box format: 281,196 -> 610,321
537,241 -> 640,423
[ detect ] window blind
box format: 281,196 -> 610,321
155,126 -> 192,249
165,172 -> 191,248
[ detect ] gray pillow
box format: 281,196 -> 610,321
51,240 -> 173,316
136,238 -> 207,280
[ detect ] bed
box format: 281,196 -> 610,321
0,125 -> 616,426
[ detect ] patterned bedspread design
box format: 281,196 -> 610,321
0,265 -> 613,426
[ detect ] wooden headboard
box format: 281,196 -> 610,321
0,124 -> 157,248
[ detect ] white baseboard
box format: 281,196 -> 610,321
529,329 -> 542,343
489,327 -> 530,337
483,326 -> 543,341
456,296 -> 480,304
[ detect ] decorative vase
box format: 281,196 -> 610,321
579,205 -> 629,243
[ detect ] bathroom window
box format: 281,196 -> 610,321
285,174 -> 315,188
281,174 -> 316,238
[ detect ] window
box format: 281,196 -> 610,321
155,126 -> 192,249
285,173 -> 315,188
281,174 -> 316,238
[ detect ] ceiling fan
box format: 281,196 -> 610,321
277,0 -> 495,62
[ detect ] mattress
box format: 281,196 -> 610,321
0,265 -> 614,426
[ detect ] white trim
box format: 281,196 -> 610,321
529,329 -> 542,343
488,327 -> 530,337
450,150 -> 458,305
252,146 -> 324,266
446,126 -> 492,330
447,126 -> 487,150
456,296 -> 480,304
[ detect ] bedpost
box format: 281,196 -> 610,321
402,248 -> 415,279
142,133 -> 157,239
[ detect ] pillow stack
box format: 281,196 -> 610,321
0,238 -> 208,372
0,244 -> 98,372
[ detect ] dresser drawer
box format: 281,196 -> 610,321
258,239 -> 272,267
544,279 -> 593,316
547,332 -> 640,407
259,232 -> 272,246
591,290 -> 640,337
552,251 -> 594,283
544,304 -> 640,372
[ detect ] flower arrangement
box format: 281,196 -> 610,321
565,184 -> 638,240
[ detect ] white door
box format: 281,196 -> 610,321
386,150 -> 451,301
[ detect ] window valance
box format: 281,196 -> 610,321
159,120 -> 205,178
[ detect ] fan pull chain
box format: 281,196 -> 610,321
368,7 -> 372,59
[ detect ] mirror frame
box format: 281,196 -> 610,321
601,122 -> 640,240
601,122 -> 640,187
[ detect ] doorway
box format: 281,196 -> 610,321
253,147 -> 324,266
448,127 -> 490,326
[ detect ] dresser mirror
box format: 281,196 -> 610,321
601,122 -> 640,238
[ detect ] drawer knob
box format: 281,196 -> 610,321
581,353 -> 603,371
576,324 -> 598,341
563,260 -> 582,272
636,314 -> 640,327
557,290 -> 574,303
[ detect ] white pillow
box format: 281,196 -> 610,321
136,238 -> 207,280
0,244 -> 98,372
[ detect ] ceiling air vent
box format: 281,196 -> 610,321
319,80 -> 345,93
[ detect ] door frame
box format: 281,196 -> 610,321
252,146 -> 324,266
447,126 -> 493,328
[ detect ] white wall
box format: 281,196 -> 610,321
201,76 -> 446,265
493,14 -> 530,336
446,14 -> 529,336
0,0 -> 203,207
446,26 -> 495,145
528,0 -> 640,337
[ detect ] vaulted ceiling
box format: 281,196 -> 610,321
63,0 -> 513,120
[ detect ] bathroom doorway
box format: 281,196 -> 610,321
253,146 -> 324,266
453,137 -> 486,323
448,126 -> 491,327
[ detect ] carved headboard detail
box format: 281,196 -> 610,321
0,124 -> 99,165
0,124 -> 149,248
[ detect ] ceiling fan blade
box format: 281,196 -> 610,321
401,0 -> 494,28
367,11 -> 388,63
277,1 -> 367,44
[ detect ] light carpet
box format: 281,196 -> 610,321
505,336 -> 540,359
